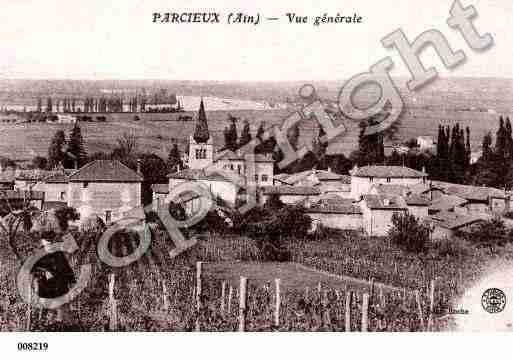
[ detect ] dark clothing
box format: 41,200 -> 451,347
32,251 -> 76,299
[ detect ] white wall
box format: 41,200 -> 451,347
407,205 -> 428,220
68,181 -> 141,223
307,212 -> 362,231
361,201 -> 405,236
351,176 -> 424,199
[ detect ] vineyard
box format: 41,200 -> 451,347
0,227 -> 510,332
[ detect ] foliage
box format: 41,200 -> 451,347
47,130 -> 66,169
464,217 -> 508,254
388,212 -> 431,253
223,115 -> 238,151
238,119 -> 252,148
31,156 -> 48,170
65,123 -> 87,168
167,143 -> 182,172
54,206 -> 80,232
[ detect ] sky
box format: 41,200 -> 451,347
0,0 -> 511,81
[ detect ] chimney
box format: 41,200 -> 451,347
137,159 -> 142,174
74,159 -> 78,170
421,165 -> 426,174
327,167 -> 332,173
383,198 -> 390,206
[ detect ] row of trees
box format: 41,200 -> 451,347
47,123 -> 87,169
470,116 -> 513,189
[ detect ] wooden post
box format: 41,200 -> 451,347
195,261 -> 203,331
238,277 -> 247,332
221,281 -> 227,315
228,286 -> 233,314
369,278 -> 375,305
109,273 -> 117,331
427,279 -> 435,331
415,290 -> 424,331
274,278 -> 281,328
361,293 -> 369,332
26,278 -> 32,331
345,291 -> 352,332
162,280 -> 169,311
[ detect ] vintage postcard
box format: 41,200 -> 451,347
0,0 -> 512,356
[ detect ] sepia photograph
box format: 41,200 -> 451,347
0,0 -> 512,357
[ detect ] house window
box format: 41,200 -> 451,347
230,164 -> 234,170
83,182 -> 89,188
386,177 -> 391,183
369,177 -> 374,183
261,174 -> 269,182
254,174 -> 259,182
105,210 -> 112,224
60,191 -> 66,200
237,165 -> 242,174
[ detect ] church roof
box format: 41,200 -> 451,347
193,98 -> 210,143
68,160 -> 143,182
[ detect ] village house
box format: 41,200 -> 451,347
65,160 -> 143,224
350,165 -> 427,200
359,194 -> 407,236
276,169 -> 352,198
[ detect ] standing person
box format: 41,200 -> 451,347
32,238 -> 77,322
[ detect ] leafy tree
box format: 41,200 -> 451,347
238,119 -> 252,148
223,115 -> 238,151
65,123 -> 87,168
48,130 -> 66,169
32,156 -> 48,170
388,212 -> 431,253
167,143 -> 182,172
46,97 -> 53,113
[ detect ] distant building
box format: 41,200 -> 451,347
426,211 -> 484,241
417,136 -> 436,152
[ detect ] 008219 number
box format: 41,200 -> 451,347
17,342 -> 48,351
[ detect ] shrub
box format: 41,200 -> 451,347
388,212 -> 431,253
54,206 -> 80,232
466,217 -> 508,254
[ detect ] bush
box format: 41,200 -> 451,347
465,217 -> 508,254
54,206 -> 80,232
388,212 -> 431,253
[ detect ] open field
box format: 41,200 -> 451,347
1,77 -> 512,162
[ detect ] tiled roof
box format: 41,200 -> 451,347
362,194 -> 407,210
68,160 -> 143,182
431,181 -> 506,201
0,170 -> 15,183
151,184 -> 169,194
404,194 -> 430,206
429,194 -> 467,212
215,149 -> 274,163
427,211 -> 484,230
168,168 -> 244,183
352,165 -> 427,178
15,170 -> 57,181
0,190 -> 45,200
273,173 -> 290,182
261,186 -> 321,196
44,169 -> 77,183
283,169 -> 350,185
320,182 -> 350,193
306,197 -> 362,214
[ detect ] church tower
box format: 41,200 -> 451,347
188,98 -> 213,169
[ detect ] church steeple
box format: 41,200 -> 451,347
193,98 -> 210,143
